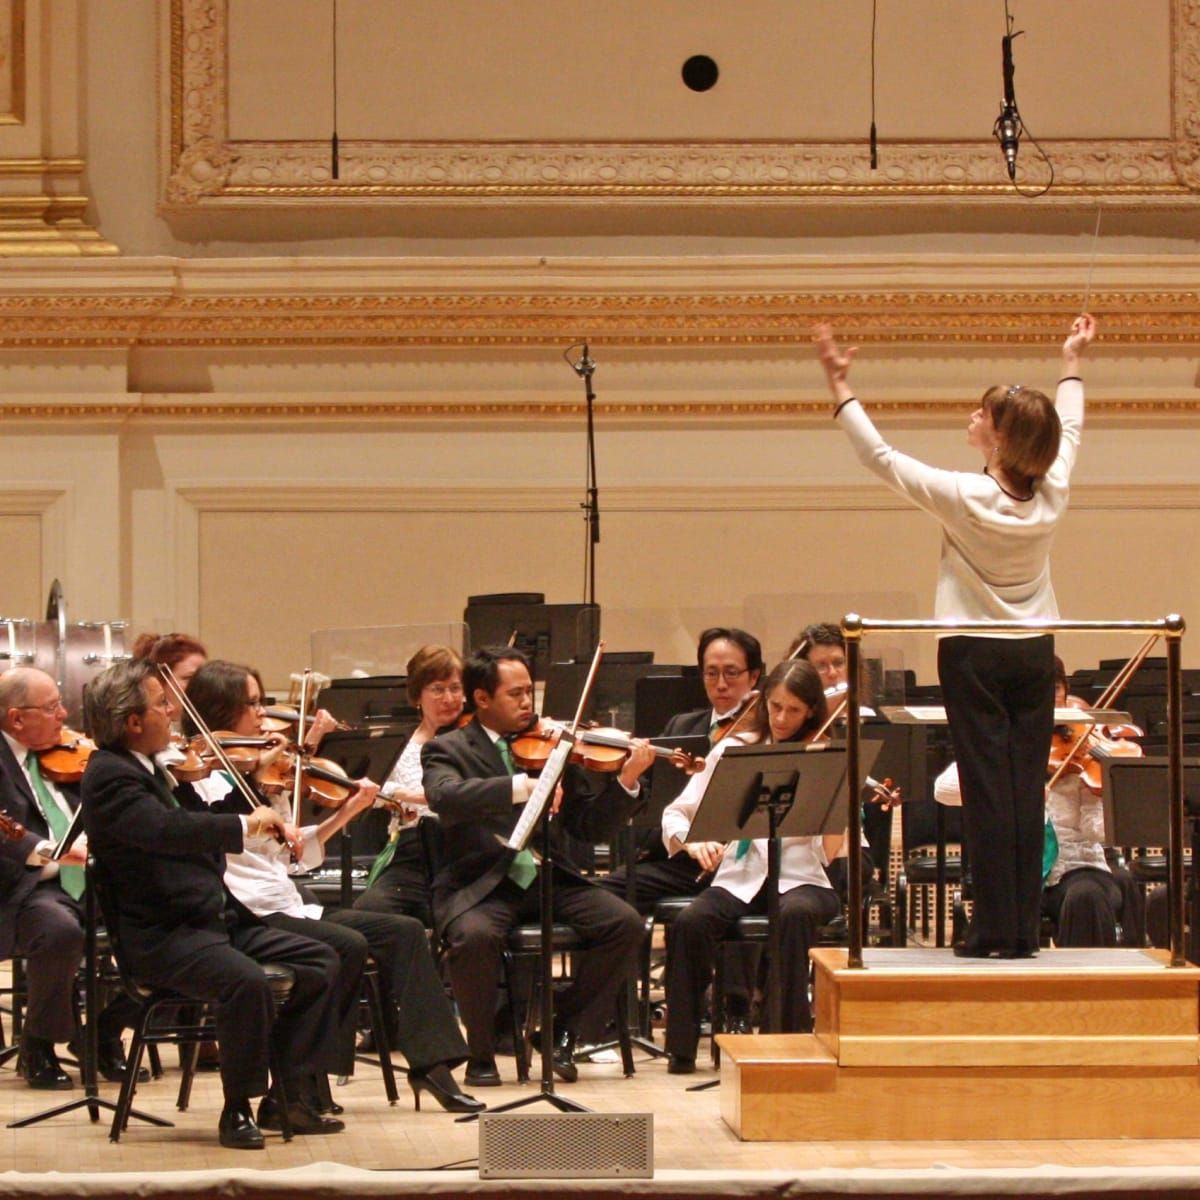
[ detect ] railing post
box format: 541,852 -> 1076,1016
1167,614 -> 1187,966
843,613 -> 864,969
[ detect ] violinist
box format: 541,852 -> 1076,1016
354,644 -> 464,926
933,657 -> 1143,949
184,660 -> 481,1115
422,646 -> 654,1088
598,627 -> 764,911
0,667 -> 142,1090
659,660 -> 843,1073
79,660 -> 341,1150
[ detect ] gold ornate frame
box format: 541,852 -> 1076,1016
0,0 -> 25,126
164,0 -> 1200,207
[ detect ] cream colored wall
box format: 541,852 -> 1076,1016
0,1 -> 1198,698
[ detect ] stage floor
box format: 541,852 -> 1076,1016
4,1044 -> 1200,1198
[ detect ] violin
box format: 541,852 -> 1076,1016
37,731 -> 97,784
258,749 -> 359,809
509,718 -> 704,776
0,809 -> 27,842
165,732 -> 216,783
1048,696 -> 1143,795
259,705 -> 352,736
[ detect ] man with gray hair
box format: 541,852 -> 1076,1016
81,659 -> 344,1150
0,667 -> 140,1089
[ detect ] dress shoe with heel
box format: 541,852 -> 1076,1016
408,1063 -> 485,1113
256,1092 -> 345,1135
218,1101 -> 264,1150
463,1057 -> 502,1087
17,1036 -> 73,1090
551,1024 -> 578,1084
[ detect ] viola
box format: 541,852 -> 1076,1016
38,731 -> 97,784
1048,697 -> 1144,794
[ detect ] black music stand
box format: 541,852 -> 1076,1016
1102,756 -> 1200,962
8,848 -> 168,1131
686,741 -> 883,1034
308,729 -> 408,909
458,732 -> 589,1121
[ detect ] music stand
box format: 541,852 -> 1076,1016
687,741 -> 882,1034
309,729 -> 408,909
8,847 -> 168,1131
1102,756 -> 1200,962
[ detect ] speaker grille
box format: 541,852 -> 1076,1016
478,1112 -> 654,1179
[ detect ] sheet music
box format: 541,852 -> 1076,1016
506,732 -> 575,852
52,804 -> 85,861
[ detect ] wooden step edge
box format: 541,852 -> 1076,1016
716,1032 -> 836,1066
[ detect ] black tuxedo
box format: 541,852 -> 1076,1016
422,719 -> 644,1059
81,747 -> 340,1101
0,734 -> 104,1042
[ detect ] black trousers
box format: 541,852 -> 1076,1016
1042,867 -> 1123,947
353,829 -> 433,927
263,906 -> 467,1074
939,635 -> 1055,955
132,921 -> 339,1103
665,880 -> 840,1058
442,870 -> 643,1061
597,852 -> 707,915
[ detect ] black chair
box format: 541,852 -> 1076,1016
91,869 -> 297,1143
895,794 -> 963,946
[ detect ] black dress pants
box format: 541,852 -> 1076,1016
132,921 -> 339,1103
264,906 -> 467,1073
938,635 -> 1055,955
442,871 -> 643,1061
1042,867 -> 1123,947
665,880 -> 840,1059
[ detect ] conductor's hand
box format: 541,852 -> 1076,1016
617,739 -> 656,791
683,841 -> 726,874
1063,312 -> 1096,365
813,322 -> 857,405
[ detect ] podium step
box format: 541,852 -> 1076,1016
718,947 -> 1200,1141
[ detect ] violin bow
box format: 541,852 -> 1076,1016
1046,633 -> 1159,790
291,669 -> 313,827
157,664 -> 263,816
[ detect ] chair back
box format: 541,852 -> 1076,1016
87,858 -> 152,1002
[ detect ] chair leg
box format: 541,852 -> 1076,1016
711,949 -> 725,1070
361,968 -> 399,1105
176,1039 -> 199,1111
267,1049 -> 293,1142
615,986 -> 635,1077
504,952 -> 533,1084
110,1018 -> 149,1142
147,1042 -> 163,1079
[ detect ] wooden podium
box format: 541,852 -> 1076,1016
718,946 -> 1200,1141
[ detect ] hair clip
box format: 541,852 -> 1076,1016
1005,384 -> 1022,400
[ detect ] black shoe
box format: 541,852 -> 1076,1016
667,1054 -> 695,1075
256,1093 -> 345,1135
17,1037 -> 73,1091
312,1074 -> 344,1115
218,1102 -> 265,1150
408,1064 -> 486,1114
725,1015 -> 752,1035
68,1036 -> 150,1085
552,1025 -> 578,1084
463,1057 -> 502,1088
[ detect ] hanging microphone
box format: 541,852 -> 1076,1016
569,342 -> 594,377
994,31 -> 1021,181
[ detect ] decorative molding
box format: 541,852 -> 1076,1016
163,0 -> 1200,208
0,0 -> 24,125
0,484 -> 71,601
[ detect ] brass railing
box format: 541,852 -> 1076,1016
841,614 -> 1187,968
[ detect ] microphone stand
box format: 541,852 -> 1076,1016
570,344 -> 600,611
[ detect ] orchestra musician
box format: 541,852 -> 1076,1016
80,659 -> 343,1150
934,656 -> 1144,948
184,659 -> 481,1115
659,660 -> 843,1073
0,667 -> 142,1089
816,312 -> 1097,958
598,627 -> 764,910
422,645 -> 654,1088
354,644 -> 465,927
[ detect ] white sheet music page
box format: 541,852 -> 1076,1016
506,731 -> 575,852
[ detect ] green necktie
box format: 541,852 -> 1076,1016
1042,819 -> 1059,881
735,838 -> 751,860
26,753 -> 85,901
498,736 -> 537,890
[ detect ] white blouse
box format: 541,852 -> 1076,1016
836,378 -> 1083,630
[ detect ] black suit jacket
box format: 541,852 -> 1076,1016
422,718 -> 642,933
80,746 -> 248,972
0,734 -> 79,957
636,707 -> 712,861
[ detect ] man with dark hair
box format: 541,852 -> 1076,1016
80,660 -> 343,1150
423,646 -> 654,1087
0,667 -> 142,1089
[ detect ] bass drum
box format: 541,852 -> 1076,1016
0,618 -> 36,672
32,620 -> 130,727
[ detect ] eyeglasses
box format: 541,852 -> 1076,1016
426,683 -> 465,699
702,667 -> 750,683
18,699 -> 66,716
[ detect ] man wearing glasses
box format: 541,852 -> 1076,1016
0,667 -> 141,1089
